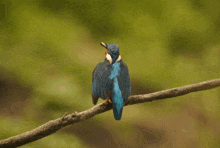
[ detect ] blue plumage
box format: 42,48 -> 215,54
92,42 -> 131,120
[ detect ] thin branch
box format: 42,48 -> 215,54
0,78 -> 220,148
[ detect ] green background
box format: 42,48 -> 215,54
0,0 -> 220,147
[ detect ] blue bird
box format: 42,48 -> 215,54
92,42 -> 131,120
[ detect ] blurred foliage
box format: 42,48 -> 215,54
0,0 -> 220,147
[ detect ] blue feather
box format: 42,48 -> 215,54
112,79 -> 124,120
109,62 -> 124,120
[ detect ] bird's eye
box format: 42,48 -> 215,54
105,50 -> 109,54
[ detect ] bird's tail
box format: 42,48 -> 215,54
112,97 -> 124,120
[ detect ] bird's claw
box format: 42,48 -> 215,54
105,99 -> 112,103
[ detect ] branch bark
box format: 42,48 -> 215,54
0,78 -> 220,148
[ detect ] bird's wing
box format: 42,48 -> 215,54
92,61 -> 112,105
117,60 -> 131,99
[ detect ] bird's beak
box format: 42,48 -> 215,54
100,42 -> 107,48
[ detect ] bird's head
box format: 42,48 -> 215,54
100,42 -> 121,64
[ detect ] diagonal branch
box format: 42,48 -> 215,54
0,78 -> 220,148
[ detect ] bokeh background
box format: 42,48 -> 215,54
0,0 -> 220,147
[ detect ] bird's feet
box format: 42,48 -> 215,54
105,99 -> 112,103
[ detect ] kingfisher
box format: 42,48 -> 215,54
92,42 -> 131,120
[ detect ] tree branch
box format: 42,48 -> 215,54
0,78 -> 220,148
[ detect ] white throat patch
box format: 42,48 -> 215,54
115,55 -> 122,63
106,54 -> 112,64
106,54 -> 122,64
